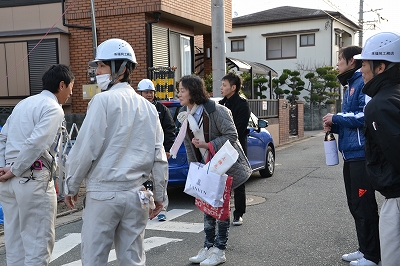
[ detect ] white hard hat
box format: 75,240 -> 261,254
354,32 -> 400,63
89,38 -> 138,67
137,79 -> 156,91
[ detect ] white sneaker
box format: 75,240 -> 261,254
189,247 -> 211,263
200,247 -> 226,266
350,258 -> 378,266
342,250 -> 364,262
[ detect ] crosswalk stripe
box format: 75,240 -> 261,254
61,237 -> 182,265
50,233 -> 81,262
51,209 -> 200,265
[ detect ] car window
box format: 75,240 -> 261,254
248,113 -> 258,128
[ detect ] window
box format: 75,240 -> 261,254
0,39 -> 58,98
266,36 -> 296,60
300,34 -> 315,47
335,33 -> 343,47
231,40 -> 244,52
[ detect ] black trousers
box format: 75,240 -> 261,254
343,160 -> 380,264
233,183 -> 246,218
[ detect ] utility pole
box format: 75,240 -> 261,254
211,0 -> 226,97
90,0 -> 98,57
358,0 -> 363,46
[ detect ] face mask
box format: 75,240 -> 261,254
96,74 -> 111,91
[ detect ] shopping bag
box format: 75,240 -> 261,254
184,162 -> 228,207
205,140 -> 239,175
195,175 -> 233,220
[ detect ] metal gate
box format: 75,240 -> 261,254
148,67 -> 176,100
289,104 -> 298,136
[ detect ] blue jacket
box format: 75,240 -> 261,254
331,70 -> 366,161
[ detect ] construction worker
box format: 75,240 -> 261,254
64,38 -> 168,266
137,79 -> 175,221
0,64 -> 75,265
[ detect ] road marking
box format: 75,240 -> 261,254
146,209 -> 203,233
50,233 -> 81,262
51,209 -> 202,265
62,237 -> 182,266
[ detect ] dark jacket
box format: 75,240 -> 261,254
363,72 -> 400,198
330,70 -> 366,161
154,101 -> 176,152
219,94 -> 251,154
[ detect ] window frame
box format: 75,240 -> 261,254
300,33 -> 315,47
266,35 -> 297,60
231,39 -> 245,52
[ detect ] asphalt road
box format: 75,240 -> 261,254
0,131 -> 384,266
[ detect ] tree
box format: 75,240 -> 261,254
304,66 -> 340,107
273,69 -> 305,104
240,72 -> 270,99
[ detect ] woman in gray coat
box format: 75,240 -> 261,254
171,74 -> 251,266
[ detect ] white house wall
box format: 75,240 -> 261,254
226,17 -> 357,99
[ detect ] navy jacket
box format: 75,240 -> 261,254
331,70 -> 366,161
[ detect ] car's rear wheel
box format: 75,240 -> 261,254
259,146 -> 274,178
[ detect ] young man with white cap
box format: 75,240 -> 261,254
64,38 -> 168,266
137,79 -> 175,221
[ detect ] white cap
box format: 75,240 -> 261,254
354,32 -> 400,63
137,79 -> 156,91
89,38 -> 138,67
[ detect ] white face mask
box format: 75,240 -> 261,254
96,74 -> 111,91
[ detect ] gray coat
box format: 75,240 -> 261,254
182,99 -> 252,189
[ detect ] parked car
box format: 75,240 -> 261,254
161,99 -> 276,187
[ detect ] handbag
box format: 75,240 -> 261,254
195,175 -> 233,220
184,162 -> 228,207
205,140 -> 239,175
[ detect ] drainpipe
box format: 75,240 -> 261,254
62,0 -> 92,30
146,12 -> 161,76
330,19 -> 333,66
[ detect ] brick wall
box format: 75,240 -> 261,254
278,99 -> 290,144
297,100 -> 304,138
203,34 -> 212,76
64,0 -> 231,113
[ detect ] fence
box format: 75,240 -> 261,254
148,67 -> 176,100
247,99 -> 279,118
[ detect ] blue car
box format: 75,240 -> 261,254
161,100 -> 275,187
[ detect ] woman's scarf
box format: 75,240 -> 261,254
169,104 -> 208,160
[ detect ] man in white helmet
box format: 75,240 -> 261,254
64,38 -> 168,266
137,79 -> 175,221
354,31 -> 400,266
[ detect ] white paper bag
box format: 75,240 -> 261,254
324,139 -> 339,166
205,140 -> 239,175
184,162 -> 228,207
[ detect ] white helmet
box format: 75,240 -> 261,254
137,79 -> 156,91
354,32 -> 400,62
88,38 -> 138,67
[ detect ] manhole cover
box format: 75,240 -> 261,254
230,194 -> 266,207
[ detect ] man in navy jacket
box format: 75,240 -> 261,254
323,46 -> 380,266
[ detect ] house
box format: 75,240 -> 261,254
225,6 -> 362,99
0,0 -> 231,117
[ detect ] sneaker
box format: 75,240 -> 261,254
350,258 -> 378,266
200,247 -> 226,266
157,213 -> 167,221
232,216 -> 243,226
342,250 -> 364,262
189,247 -> 211,263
